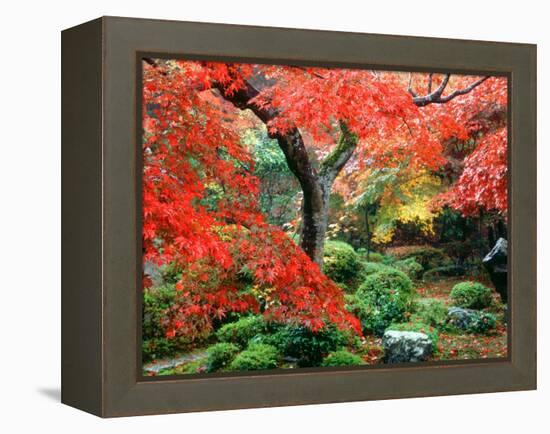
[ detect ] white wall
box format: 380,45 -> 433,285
1,1 -> 546,432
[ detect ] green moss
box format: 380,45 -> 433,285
387,321 -> 439,352
320,121 -> 358,174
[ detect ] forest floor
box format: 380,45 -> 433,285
360,276 -> 507,364
143,276 -> 507,376
421,277 -> 507,360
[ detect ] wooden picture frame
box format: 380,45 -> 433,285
61,16 -> 536,417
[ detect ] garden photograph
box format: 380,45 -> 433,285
141,58 -> 509,377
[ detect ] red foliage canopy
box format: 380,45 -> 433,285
143,61 -> 361,339
142,60 -> 507,340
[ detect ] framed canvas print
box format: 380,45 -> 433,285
61,16 -> 536,417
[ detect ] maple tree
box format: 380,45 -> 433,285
142,60 -> 361,339
142,58 -> 507,340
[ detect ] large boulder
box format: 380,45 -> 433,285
482,238 -> 508,303
447,307 -> 477,330
382,330 -> 433,363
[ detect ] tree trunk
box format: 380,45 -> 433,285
365,205 -> 371,261
215,81 -> 358,266
299,178 -> 331,265
298,122 -> 358,265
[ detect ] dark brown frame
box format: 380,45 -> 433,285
61,16 -> 537,417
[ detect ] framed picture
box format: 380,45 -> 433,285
61,16 -> 536,417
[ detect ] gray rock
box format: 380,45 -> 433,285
447,307 -> 477,330
482,238 -> 508,303
144,260 -> 164,287
382,330 -> 433,364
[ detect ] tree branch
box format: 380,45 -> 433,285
412,74 -> 489,107
437,76 -> 491,103
407,73 -> 417,98
319,121 -> 358,184
212,77 -> 321,197
411,74 -> 450,107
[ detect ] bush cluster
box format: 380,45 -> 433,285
205,342 -> 240,372
363,252 -> 385,263
256,324 -> 349,367
422,265 -> 466,282
229,343 -> 280,371
216,315 -> 268,348
412,298 -> 448,328
467,311 -> 497,334
450,282 -> 493,309
393,257 -> 424,280
347,269 -> 413,336
362,261 -> 392,276
321,350 -> 364,367
142,285 -> 188,361
389,245 -> 451,270
323,241 -> 365,292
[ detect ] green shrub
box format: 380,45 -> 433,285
350,269 -> 414,336
413,298 -> 448,328
394,258 -> 424,280
142,338 -> 182,362
228,343 -> 279,371
142,285 -> 188,361
388,245 -> 451,270
160,262 -> 183,284
386,321 -> 439,352
468,311 -> 497,334
205,343 -> 240,372
362,261 -> 392,276
450,282 -> 493,309
357,249 -> 394,264
322,350 -> 364,367
256,324 -> 349,367
323,241 -> 365,292
365,252 -> 385,263
357,268 -> 413,300
143,285 -> 175,338
216,315 -> 268,348
422,265 -> 466,282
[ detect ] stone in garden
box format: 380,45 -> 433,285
447,307 -> 477,330
482,237 -> 508,303
382,330 -> 433,363
144,260 -> 164,286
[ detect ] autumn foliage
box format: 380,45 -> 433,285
142,59 -> 507,341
